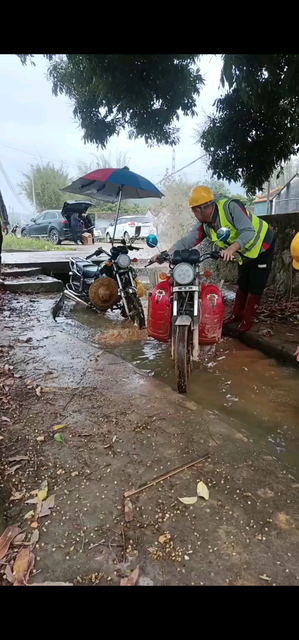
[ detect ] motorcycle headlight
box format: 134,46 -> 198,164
173,262 -> 194,285
116,253 -> 131,268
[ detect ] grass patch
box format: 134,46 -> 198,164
3,236 -> 74,251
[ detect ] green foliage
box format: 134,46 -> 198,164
19,162 -> 71,212
3,235 -> 69,251
17,54 -> 203,147
199,54 -> 299,193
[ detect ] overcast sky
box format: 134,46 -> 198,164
0,54 -> 231,214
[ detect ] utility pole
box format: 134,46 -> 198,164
32,175 -> 36,211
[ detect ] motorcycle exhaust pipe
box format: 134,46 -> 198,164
64,289 -> 90,307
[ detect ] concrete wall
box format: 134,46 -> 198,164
254,200 -> 273,217
216,212 -> 299,296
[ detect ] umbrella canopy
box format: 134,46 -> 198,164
62,167 -> 163,202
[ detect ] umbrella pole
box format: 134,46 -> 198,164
112,186 -> 123,246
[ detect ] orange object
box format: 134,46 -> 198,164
159,272 -> 168,280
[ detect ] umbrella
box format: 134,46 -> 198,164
62,166 -> 163,244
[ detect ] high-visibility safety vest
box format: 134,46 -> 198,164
204,199 -> 268,261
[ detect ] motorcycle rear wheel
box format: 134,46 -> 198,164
126,294 -> 146,329
175,325 -> 192,394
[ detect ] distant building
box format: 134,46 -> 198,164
254,173 -> 299,216
253,187 -> 281,216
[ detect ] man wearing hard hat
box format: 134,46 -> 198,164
152,185 -> 275,332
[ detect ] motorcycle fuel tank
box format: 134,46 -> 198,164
148,278 -> 172,342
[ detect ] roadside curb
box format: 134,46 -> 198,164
223,323 -> 299,367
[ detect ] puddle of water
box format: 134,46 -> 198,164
67,301 -> 299,472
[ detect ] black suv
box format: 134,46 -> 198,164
21,201 -> 93,245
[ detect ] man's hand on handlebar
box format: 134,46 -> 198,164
148,251 -> 170,265
220,247 -> 235,261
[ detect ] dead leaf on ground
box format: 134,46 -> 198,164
29,529 -> 39,547
28,581 -> 73,586
0,525 -> 21,560
8,455 -> 29,462
39,494 -> 55,518
5,464 -> 22,475
30,521 -> 39,529
124,498 -> 133,522
159,533 -> 171,544
36,435 -> 45,442
37,479 -> 48,502
53,424 -> 67,431
120,565 -> 140,586
257,488 -> 275,499
25,497 -> 39,505
197,481 -> 210,501
13,533 -> 27,545
13,548 -> 35,586
0,436 -> 4,440
35,386 -> 42,396
178,496 -> 198,505
10,489 -> 26,501
259,574 -> 271,582
5,564 -> 15,584
1,416 -> 10,423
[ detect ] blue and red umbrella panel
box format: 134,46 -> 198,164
62,167 -> 163,202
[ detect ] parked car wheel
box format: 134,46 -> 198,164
49,228 -> 61,245
21,228 -> 27,237
106,233 -> 112,243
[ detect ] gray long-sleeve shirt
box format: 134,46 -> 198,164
0,190 -> 9,226
172,201 -> 272,253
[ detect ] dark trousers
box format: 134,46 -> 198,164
71,214 -> 80,243
237,240 -> 275,296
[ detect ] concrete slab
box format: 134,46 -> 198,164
4,274 -> 64,294
2,267 -> 42,278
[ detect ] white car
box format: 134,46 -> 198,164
105,216 -> 157,243
94,229 -> 102,242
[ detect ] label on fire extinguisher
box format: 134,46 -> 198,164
207,293 -> 218,309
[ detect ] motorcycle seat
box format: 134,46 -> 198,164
74,260 -> 98,276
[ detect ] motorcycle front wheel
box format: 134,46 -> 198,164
175,325 -> 192,394
126,293 -> 146,329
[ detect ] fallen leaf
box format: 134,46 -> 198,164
5,464 -> 22,475
35,386 -> 42,397
159,533 -> 171,544
13,533 -> 27,545
120,565 -> 139,586
0,436 -> 4,440
8,455 -> 29,462
30,521 -> 39,529
71,471 -> 78,477
24,510 -> 34,520
197,481 -> 209,501
39,494 -> 55,517
124,498 -> 133,523
112,435 -> 117,443
37,479 -> 48,502
259,574 -> 271,582
25,497 -> 39,505
1,416 -> 10,423
29,529 -> 39,547
28,581 -> 73,586
13,548 -> 35,586
0,526 -> 21,560
178,496 -> 198,505
10,490 -> 26,501
54,433 -> 64,444
4,564 -> 15,584
53,424 -> 67,431
36,435 -> 45,442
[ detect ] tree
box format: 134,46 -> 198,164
76,149 -> 130,178
17,54 -> 203,147
19,162 -> 72,211
198,54 -> 299,193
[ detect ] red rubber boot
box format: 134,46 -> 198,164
238,294 -> 261,333
223,289 -> 248,325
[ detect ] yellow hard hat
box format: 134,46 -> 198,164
291,232 -> 299,270
189,185 -> 214,208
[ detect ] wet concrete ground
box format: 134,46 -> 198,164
1,293 -> 299,585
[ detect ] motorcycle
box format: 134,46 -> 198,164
146,229 -> 231,394
52,226 -> 146,328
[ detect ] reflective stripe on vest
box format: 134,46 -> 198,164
204,199 -> 268,260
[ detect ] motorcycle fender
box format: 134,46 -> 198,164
175,315 -> 192,326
